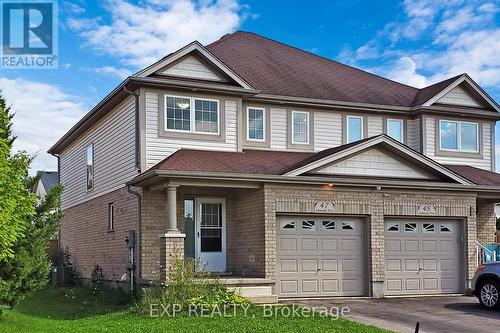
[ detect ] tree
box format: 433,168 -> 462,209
0,93 -> 36,260
0,93 -> 62,307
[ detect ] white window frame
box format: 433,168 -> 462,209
439,119 -> 479,153
387,118 -> 404,142
86,143 -> 94,192
291,111 -> 310,145
246,106 -> 266,142
346,115 -> 364,143
164,94 -> 220,135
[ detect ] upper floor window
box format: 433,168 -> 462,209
292,111 -> 309,144
440,120 -> 478,152
347,115 -> 363,143
387,119 -> 403,142
86,144 -> 94,191
247,107 -> 265,141
164,95 -> 219,134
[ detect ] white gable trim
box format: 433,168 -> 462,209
311,148 -> 431,179
161,55 -> 222,81
423,74 -> 500,112
284,135 -> 473,185
135,41 -> 253,90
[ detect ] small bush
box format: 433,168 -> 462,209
138,259 -> 248,314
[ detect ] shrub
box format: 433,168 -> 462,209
138,259 -> 248,314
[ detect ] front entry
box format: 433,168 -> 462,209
195,197 -> 227,272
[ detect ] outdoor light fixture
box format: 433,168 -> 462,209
176,102 -> 190,109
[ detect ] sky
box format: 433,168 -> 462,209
1,0 -> 499,172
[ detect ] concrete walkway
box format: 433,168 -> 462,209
286,296 -> 500,333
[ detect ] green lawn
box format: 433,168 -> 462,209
0,287 -> 390,333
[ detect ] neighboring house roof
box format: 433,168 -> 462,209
444,165 -> 500,186
142,135 -> 478,186
34,171 -> 59,194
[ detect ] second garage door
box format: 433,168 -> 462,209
384,219 -> 463,295
276,216 -> 366,297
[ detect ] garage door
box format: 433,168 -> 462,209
384,219 -> 462,295
276,216 -> 366,297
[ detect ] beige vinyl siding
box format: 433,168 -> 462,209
436,86 -> 482,108
144,91 -> 238,169
270,108 -> 287,150
59,97 -> 137,209
314,112 -> 342,151
407,118 -> 421,152
367,116 -> 383,137
425,117 -> 492,170
160,56 -> 221,81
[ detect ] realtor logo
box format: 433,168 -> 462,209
1,0 -> 58,68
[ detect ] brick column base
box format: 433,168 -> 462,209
159,233 -> 186,281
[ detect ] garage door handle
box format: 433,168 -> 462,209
317,268 -> 322,272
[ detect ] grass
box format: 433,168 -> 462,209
0,287 -> 391,333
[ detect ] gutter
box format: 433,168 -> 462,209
126,185 -> 142,287
126,169 -> 500,193
123,87 -> 141,171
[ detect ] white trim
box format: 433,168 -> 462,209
387,118 -> 404,142
135,41 -> 253,90
283,135 -> 473,185
346,115 -> 364,143
423,74 -> 500,112
291,110 -> 310,145
246,106 -> 266,142
164,94 -> 220,135
439,119 -> 479,153
195,197 -> 227,272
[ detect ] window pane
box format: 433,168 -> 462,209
248,108 -> 264,140
293,112 -> 308,143
195,99 -> 218,133
388,120 -> 402,142
86,144 -> 93,190
440,121 -> 458,150
460,122 -> 478,151
347,117 -> 362,143
165,96 -> 190,131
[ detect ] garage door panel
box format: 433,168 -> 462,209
277,216 -> 365,297
386,240 -> 401,252
384,220 -> 462,295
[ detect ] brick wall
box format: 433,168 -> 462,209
477,201 -> 496,244
60,187 -> 139,280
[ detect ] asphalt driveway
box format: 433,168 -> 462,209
286,296 -> 500,333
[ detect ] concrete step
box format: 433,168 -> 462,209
245,294 -> 278,304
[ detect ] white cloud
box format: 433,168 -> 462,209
68,0 -> 244,68
383,57 -> 428,88
90,66 -> 132,79
0,77 -> 86,172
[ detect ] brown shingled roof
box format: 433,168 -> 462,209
155,149 -> 314,175
444,165 -> 500,186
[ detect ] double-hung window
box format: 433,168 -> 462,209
387,119 -> 403,142
86,144 -> 94,191
292,111 -> 309,144
347,115 -> 363,143
439,120 -> 479,152
164,95 -> 219,134
247,107 -> 265,141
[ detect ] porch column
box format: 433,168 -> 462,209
166,185 -> 179,233
160,184 -> 185,282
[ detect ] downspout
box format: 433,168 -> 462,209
50,152 -> 62,244
123,86 -> 141,172
127,185 -> 142,290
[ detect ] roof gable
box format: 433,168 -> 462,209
284,135 -> 473,185
422,74 -> 499,111
310,147 -> 432,180
158,55 -> 223,81
135,41 -> 253,89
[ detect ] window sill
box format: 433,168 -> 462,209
107,229 -> 115,233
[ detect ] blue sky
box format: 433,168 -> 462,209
1,0 -> 499,171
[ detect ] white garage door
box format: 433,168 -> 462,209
276,216 -> 366,297
384,219 -> 463,295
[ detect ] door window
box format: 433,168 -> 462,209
200,203 -> 222,252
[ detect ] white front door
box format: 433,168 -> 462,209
195,197 -> 226,272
